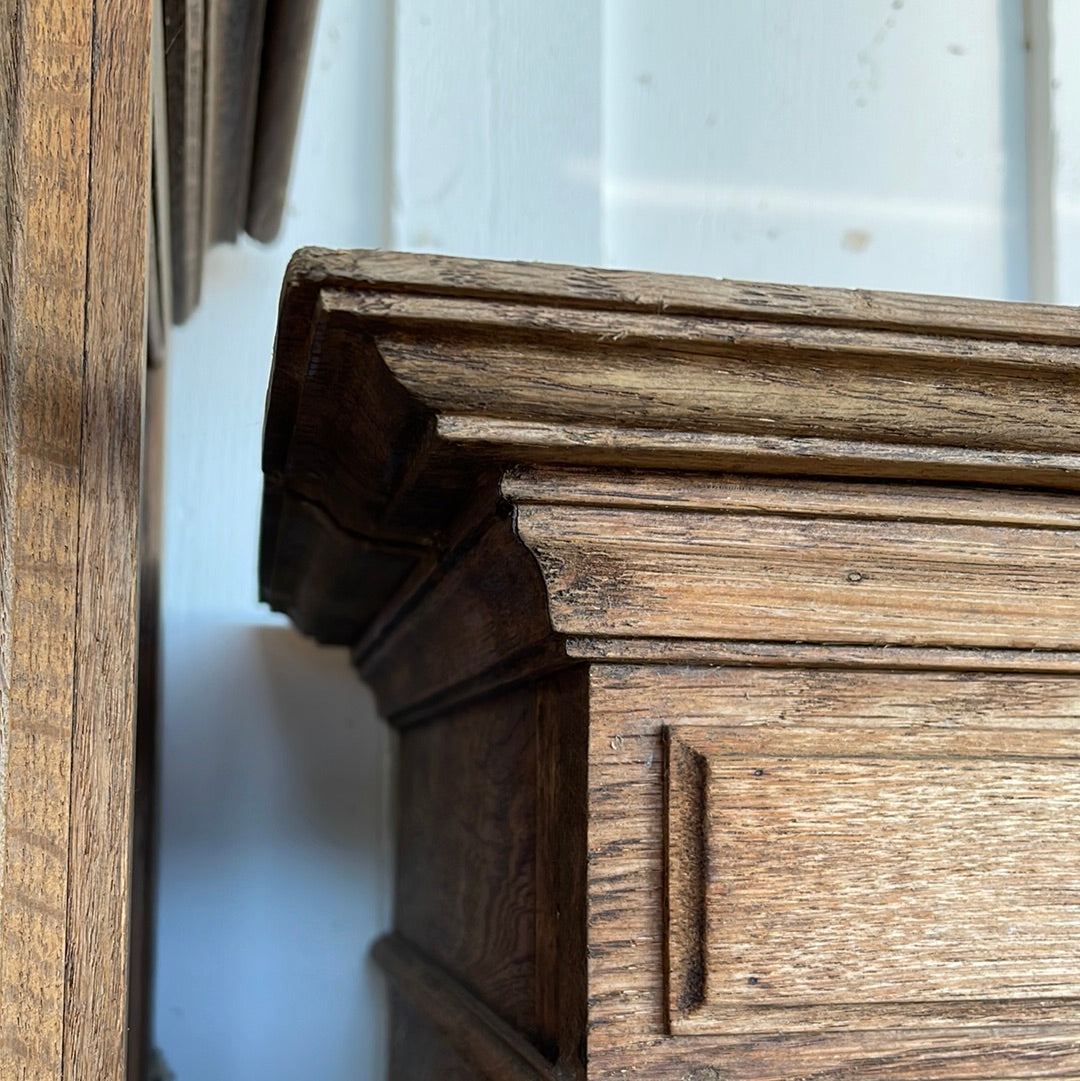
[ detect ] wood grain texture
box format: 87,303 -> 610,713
356,511 -> 560,721
504,467 -> 1080,527
0,2 -> 93,1070
259,250 -> 1080,1079
564,636 -> 1080,672
515,494 -> 1080,650
508,467 -> 1080,653
65,2 -> 150,1072
279,247 -> 1080,343
397,684 -> 540,1042
394,667 -> 588,1074
262,253 -> 1080,523
666,723 -> 1080,1034
377,939 -> 559,1081
262,248 -> 1080,644
0,0 -> 149,1075
590,666 -> 1080,1079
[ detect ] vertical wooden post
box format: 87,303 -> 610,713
0,0 -> 151,1077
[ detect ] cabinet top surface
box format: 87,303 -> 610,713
278,246 -> 1080,343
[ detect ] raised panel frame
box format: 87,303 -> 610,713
665,723 -> 1080,1037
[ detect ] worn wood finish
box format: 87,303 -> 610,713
590,667 -> 1080,1080
394,664 -> 588,1070
666,723 -> 1080,1033
260,250 -> 1080,1080
517,499 -> 1080,649
262,247 -> 1080,647
0,2 -> 93,1068
381,967 -> 557,1081
0,0 -> 150,1075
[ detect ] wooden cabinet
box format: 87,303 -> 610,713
259,249 -> 1080,1080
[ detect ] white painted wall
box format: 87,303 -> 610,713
154,2 -> 393,1078
156,1 -> 1070,1077
394,0 -> 1037,299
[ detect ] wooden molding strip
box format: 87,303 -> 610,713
65,1 -> 152,1074
503,468 -> 1080,529
567,637 -> 1080,673
284,246 -> 1080,344
245,0 -> 319,241
0,0 -> 149,1075
372,935 -> 560,1081
265,250 -> 1080,504
162,0 -> 205,322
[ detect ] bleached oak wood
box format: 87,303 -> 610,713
0,1 -> 150,1076
261,249 -> 1080,1080
590,666 -> 1080,1080
666,723 -> 1080,1034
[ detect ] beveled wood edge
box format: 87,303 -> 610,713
373,934 -> 561,1081
338,287 -> 1080,372
663,728 -> 709,1031
381,638 -> 1080,730
245,0 -> 320,242
368,640 -> 572,729
440,415 -> 1080,490
503,467 -> 1080,528
286,247 -> 1080,344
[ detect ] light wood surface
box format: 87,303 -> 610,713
0,0 -> 150,1076
667,723 -> 1080,1033
590,666 -> 1080,1080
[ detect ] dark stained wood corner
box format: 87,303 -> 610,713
260,248 -> 1080,1080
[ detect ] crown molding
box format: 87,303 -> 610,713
261,249 -> 1080,666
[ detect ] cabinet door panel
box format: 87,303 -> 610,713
666,722 -> 1080,1036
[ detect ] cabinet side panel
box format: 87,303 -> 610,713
397,682 -> 540,1040
392,667 -> 587,1077
0,0 -> 92,1073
